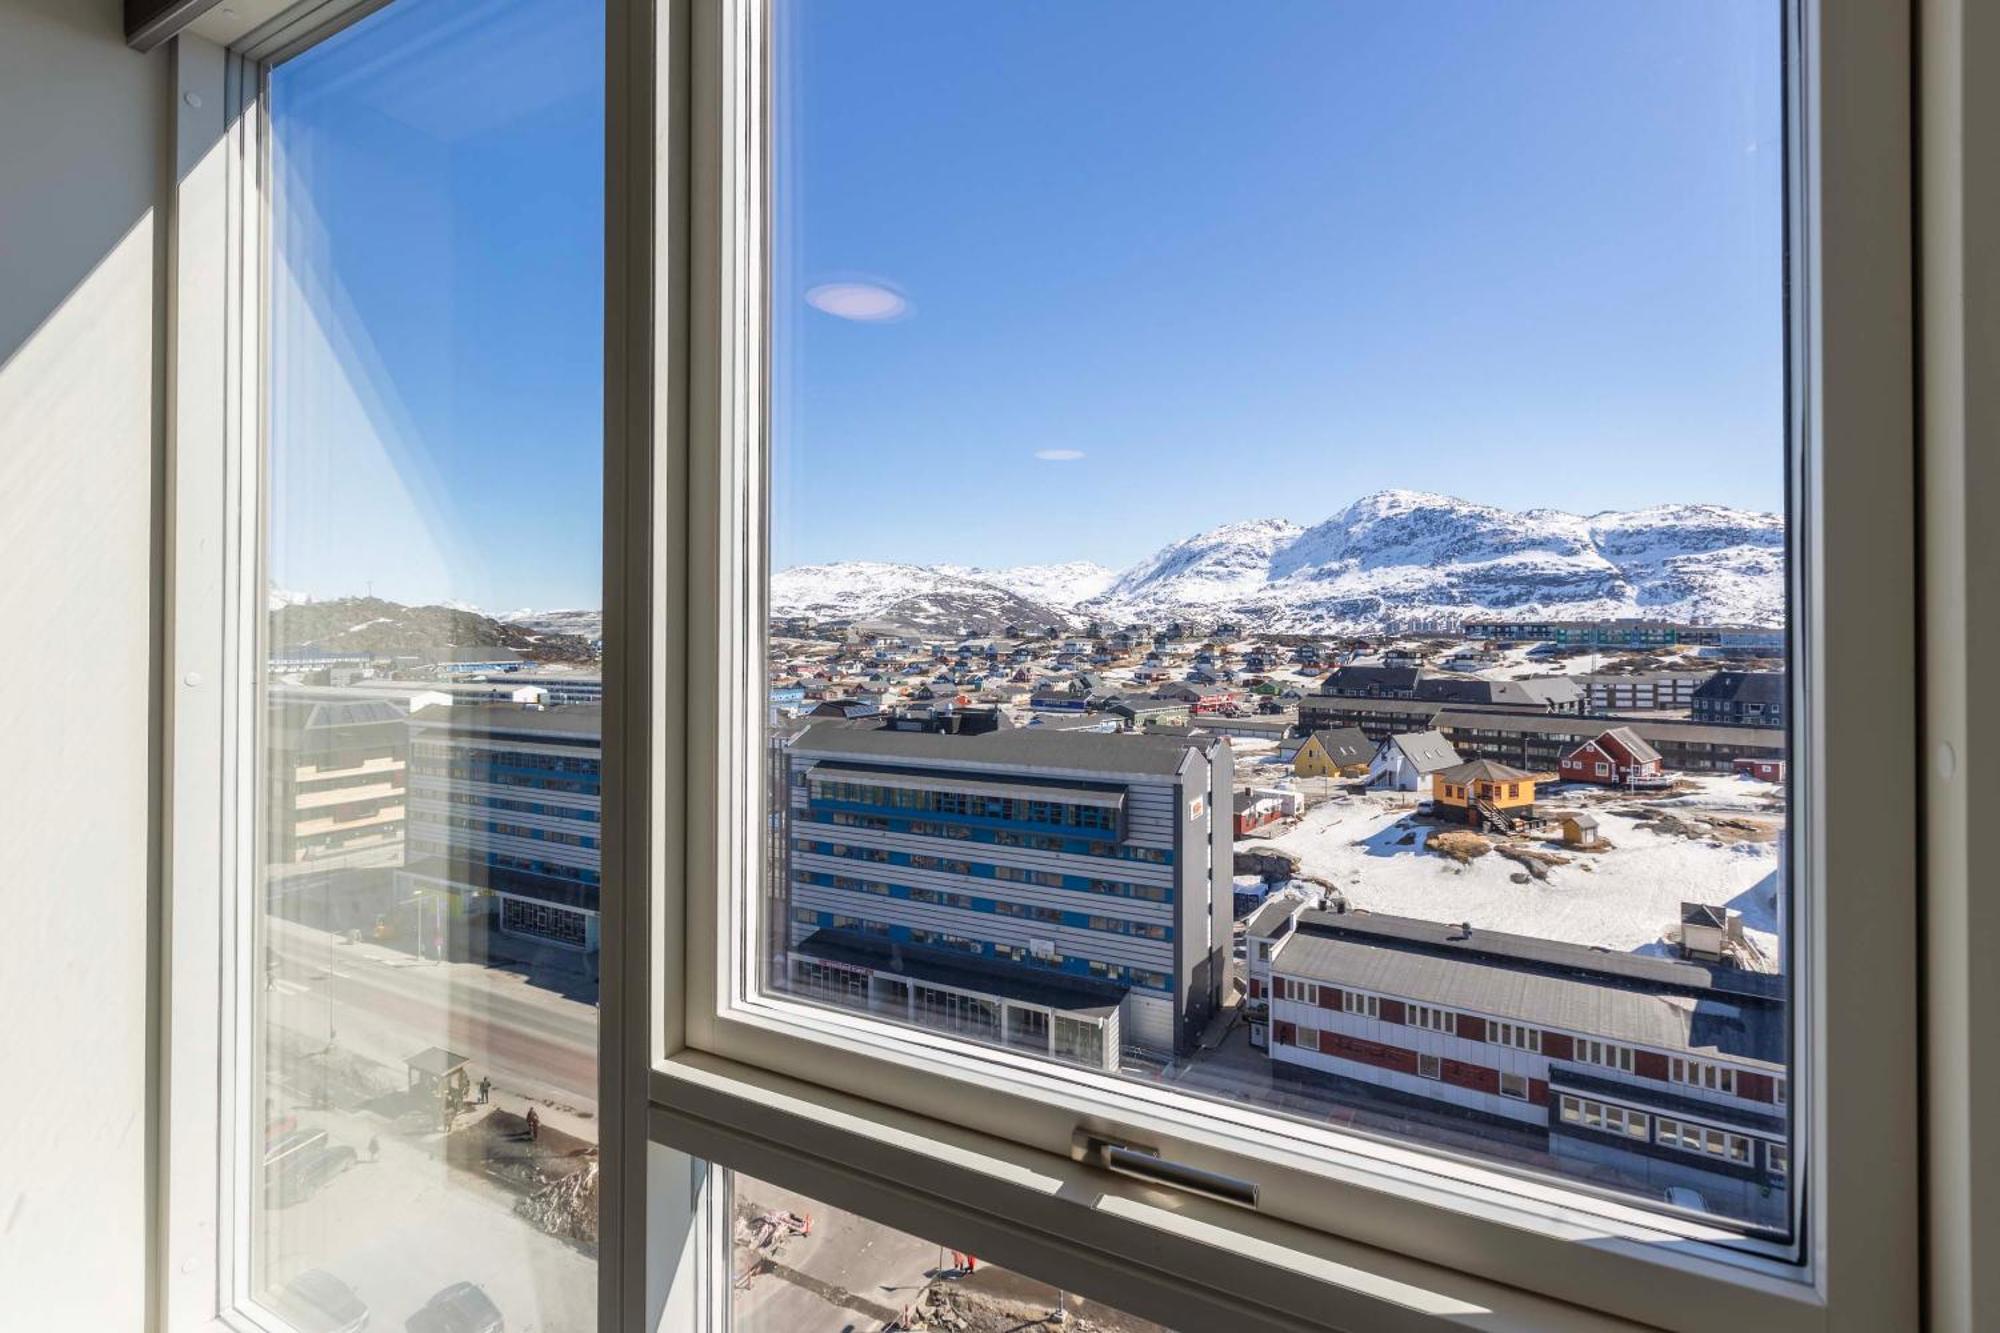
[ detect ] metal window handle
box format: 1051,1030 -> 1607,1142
1071,1132 -> 1261,1210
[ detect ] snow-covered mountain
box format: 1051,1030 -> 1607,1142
497,607 -> 605,641
768,562 -> 1079,635
773,491 -> 1785,635
935,561 -> 1117,609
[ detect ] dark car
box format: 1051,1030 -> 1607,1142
270,1142 -> 359,1207
264,1268 -> 369,1333
405,1282 -> 503,1333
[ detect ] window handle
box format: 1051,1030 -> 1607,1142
1072,1131 -> 1261,1210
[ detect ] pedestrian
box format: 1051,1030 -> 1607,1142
525,1107 -> 540,1142
367,1135 -> 379,1163
478,1075 -> 491,1105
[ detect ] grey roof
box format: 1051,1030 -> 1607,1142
1563,811 -> 1600,829
1414,676 -> 1581,708
1244,894 -> 1305,940
1693,671 -> 1787,704
1307,727 -> 1374,766
790,718 -> 1213,778
1682,902 -> 1729,928
1273,911 -> 1784,1066
404,1047 -> 471,1076
1436,758 -> 1539,785
1381,730 -> 1462,772
1319,665 -> 1421,694
1430,709 -> 1782,748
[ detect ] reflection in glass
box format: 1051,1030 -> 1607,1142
257,1 -> 604,1327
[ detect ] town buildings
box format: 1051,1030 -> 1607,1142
1461,618 -> 1786,653
1297,695 -> 1784,774
400,700 -> 603,956
266,690 -> 409,871
1691,671 -> 1788,727
1433,759 -> 1541,829
1250,907 -> 1789,1225
1367,731 -> 1463,794
779,720 -> 1234,1067
1558,726 -> 1669,787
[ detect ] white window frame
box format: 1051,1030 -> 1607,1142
157,3 -> 673,1330
150,1 -> 1938,1331
661,1 -> 1920,1330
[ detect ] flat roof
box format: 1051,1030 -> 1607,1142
804,761 -> 1126,810
791,718 -> 1213,778
1272,910 -> 1784,1067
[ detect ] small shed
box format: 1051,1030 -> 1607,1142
1559,812 -> 1601,848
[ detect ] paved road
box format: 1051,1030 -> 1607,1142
269,919 -> 598,1111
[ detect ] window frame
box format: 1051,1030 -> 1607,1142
158,2 -> 665,1330
660,1 -> 1921,1331
153,0 -> 1929,1331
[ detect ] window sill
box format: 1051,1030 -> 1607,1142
649,1049 -> 1824,1333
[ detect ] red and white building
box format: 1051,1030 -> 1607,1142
1558,725 -> 1669,787
1252,907 -> 1790,1224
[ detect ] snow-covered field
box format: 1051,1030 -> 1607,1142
1253,794 -> 1783,965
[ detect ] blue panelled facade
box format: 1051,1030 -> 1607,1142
778,721 -> 1233,1066
400,701 -> 603,954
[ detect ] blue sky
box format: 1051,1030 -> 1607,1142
271,0 -> 1783,609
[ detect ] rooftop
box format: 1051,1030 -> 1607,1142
1273,909 -> 1784,1066
790,718 -> 1218,778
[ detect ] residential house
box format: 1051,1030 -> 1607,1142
1691,672 -> 1787,727
1558,727 -> 1668,787
1292,727 -> 1374,780
1368,731 -> 1463,794
1433,759 -> 1541,831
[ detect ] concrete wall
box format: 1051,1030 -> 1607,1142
0,0 -> 166,1325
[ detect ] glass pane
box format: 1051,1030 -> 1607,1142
730,1171 -> 1175,1332
763,1 -> 1792,1233
257,1 -> 604,1327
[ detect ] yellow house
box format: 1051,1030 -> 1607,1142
1292,727 -> 1373,780
1433,759 -> 1540,830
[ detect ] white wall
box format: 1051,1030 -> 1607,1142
0,1 -> 166,1325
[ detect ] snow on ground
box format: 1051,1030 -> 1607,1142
1257,796 -> 1783,964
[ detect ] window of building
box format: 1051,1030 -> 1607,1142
1500,1072 -> 1530,1101
1418,1054 -> 1442,1081
1342,990 -> 1381,1020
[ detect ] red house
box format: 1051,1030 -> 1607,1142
1733,756 -> 1786,783
1559,726 -> 1668,787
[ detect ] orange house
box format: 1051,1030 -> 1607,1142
1433,759 -> 1540,830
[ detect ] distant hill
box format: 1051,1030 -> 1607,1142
270,596 -> 597,663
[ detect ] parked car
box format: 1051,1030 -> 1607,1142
266,1132 -> 358,1207
1662,1186 -> 1709,1212
406,1282 -> 504,1333
264,1268 -> 369,1333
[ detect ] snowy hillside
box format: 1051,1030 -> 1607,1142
769,561 -> 1075,634
773,491 -> 1785,635
497,608 -> 605,641
1079,490 -> 1782,632
935,561 -> 1117,609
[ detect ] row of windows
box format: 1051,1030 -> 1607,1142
432,788 -> 599,822
414,749 -> 597,775
1559,1094 -> 1650,1140
1574,1038 -> 1636,1074
406,841 -> 601,887
429,812 -> 597,848
414,764 -> 597,797
793,837 -> 1170,902
1670,1057 -> 1736,1094
796,908 -> 1171,992
808,778 -> 1120,831
798,872 -> 1171,942
1655,1116 -> 1754,1165
812,811 -> 1171,864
